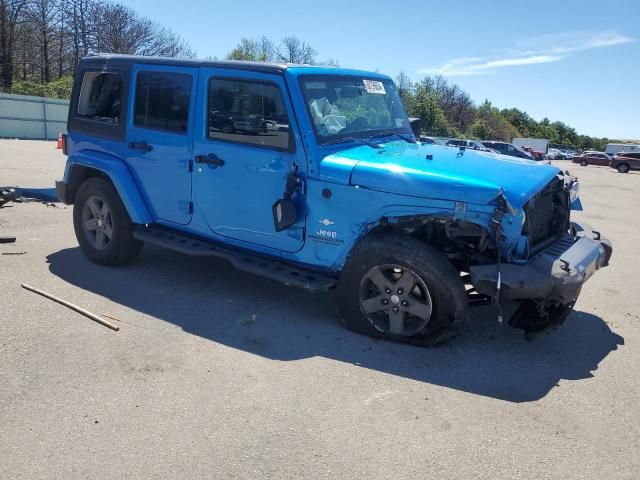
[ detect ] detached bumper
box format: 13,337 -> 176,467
470,222 -> 612,304
55,181 -> 70,204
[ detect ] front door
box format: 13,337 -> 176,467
192,69 -> 306,253
126,64 -> 198,225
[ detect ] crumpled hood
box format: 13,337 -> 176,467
320,142 -> 561,209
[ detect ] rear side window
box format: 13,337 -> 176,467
207,78 -> 291,151
623,152 -> 640,159
76,72 -> 122,123
134,71 -> 192,133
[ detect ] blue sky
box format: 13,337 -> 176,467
126,0 -> 639,139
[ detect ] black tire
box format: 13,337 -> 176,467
580,159 -> 588,166
336,234 -> 468,346
617,163 -> 630,173
73,177 -> 143,265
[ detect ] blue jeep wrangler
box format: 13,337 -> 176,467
56,54 -> 612,344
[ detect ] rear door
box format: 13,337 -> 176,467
125,64 -> 198,225
192,68 -> 307,253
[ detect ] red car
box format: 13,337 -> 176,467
572,151 -> 611,166
521,146 -> 545,161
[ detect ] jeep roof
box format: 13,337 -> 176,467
80,54 -> 390,80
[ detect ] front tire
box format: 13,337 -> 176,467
336,235 -> 468,345
617,163 -> 630,173
73,177 -> 143,265
580,159 -> 588,166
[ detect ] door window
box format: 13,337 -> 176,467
207,78 -> 291,151
134,71 -> 192,133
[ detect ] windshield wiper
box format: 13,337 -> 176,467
370,131 -> 415,144
324,136 -> 382,149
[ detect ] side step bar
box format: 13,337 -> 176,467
133,226 -> 336,292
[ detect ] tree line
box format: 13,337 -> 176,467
0,6 -> 625,149
0,0 -> 192,95
396,72 -> 616,151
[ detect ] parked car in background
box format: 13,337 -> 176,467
610,152 -> 640,173
446,139 -> 497,153
512,137 -> 549,157
572,151 -> 611,166
547,148 -> 571,160
419,136 -> 437,144
521,146 -> 545,160
481,141 -> 534,160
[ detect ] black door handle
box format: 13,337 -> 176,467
128,141 -> 153,153
195,153 -> 225,167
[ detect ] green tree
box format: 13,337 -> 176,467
413,88 -> 450,136
11,75 -> 73,99
470,119 -> 493,140
395,71 -> 414,113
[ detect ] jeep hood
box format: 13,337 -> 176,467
319,142 -> 560,209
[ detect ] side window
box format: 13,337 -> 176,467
507,145 -> 515,152
134,71 -> 192,133
76,72 -> 122,123
207,78 -> 291,151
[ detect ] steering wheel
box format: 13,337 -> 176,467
348,117 -> 369,131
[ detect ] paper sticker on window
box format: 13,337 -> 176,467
363,79 -> 386,94
395,118 -> 404,128
306,82 -> 327,89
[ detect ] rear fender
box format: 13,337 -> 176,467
64,150 -> 153,224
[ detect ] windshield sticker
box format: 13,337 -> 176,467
363,79 -> 386,94
395,118 -> 404,128
306,81 -> 327,89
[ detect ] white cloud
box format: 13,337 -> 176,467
420,31 -> 634,76
517,31 -> 633,54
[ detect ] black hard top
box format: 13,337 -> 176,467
80,53 -> 297,74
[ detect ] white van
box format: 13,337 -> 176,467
605,143 -> 640,155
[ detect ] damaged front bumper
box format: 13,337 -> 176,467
470,221 -> 612,331
470,221 -> 611,302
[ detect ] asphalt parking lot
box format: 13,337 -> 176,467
1,139 -> 639,479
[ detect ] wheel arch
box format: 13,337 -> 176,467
346,213 -> 494,270
65,152 -> 153,224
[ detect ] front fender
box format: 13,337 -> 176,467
65,150 -> 153,224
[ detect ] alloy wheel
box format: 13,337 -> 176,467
81,195 -> 113,250
358,264 -> 433,336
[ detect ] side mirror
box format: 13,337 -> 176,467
272,198 -> 297,232
409,117 -> 422,139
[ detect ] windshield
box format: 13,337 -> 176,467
300,75 -> 411,144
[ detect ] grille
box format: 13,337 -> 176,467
523,176 -> 570,248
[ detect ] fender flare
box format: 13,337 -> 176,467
65,150 -> 153,224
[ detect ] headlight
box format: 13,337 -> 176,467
569,179 -> 580,204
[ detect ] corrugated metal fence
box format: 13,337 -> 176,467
0,93 -> 69,140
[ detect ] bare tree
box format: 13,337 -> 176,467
29,0 -> 59,82
276,36 -> 317,64
320,58 -> 339,67
0,0 -> 29,90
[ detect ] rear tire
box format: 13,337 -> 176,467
73,177 -> 143,265
336,234 -> 468,345
617,163 -> 630,173
580,159 -> 588,166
